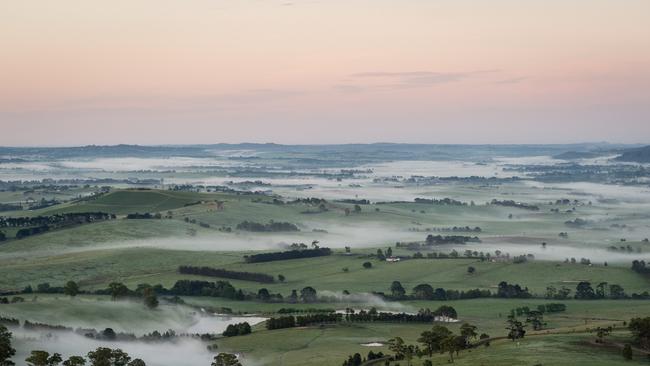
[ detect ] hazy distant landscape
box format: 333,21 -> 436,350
3,0 -> 650,364
1,143 -> 649,366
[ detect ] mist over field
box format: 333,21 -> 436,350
2,143 -> 650,366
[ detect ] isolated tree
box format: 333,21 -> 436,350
0,325 -> 16,366
390,281 -> 406,298
362,261 -> 372,269
211,353 -> 241,366
629,317 -> 650,350
386,247 -> 393,257
622,344 -> 633,360
467,266 -> 476,275
277,274 -> 285,282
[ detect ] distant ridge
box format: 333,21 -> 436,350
615,145 -> 650,163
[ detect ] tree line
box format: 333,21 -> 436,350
178,266 -> 275,283
235,220 -> 299,232
244,247 -> 331,263
0,212 -> 113,228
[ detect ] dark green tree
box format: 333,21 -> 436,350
0,325 -> 16,366
390,281 -> 406,298
211,353 -> 241,366
62,356 -> 86,366
25,351 -> 62,366
64,281 -> 79,297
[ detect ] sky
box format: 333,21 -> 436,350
1,0 -> 649,146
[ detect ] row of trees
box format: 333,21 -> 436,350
178,266 -> 275,283
125,212 -> 161,219
243,247 -> 331,263
424,235 -> 480,245
386,281 -> 529,301
235,220 -> 299,232
0,212 -> 113,228
267,306 -> 459,331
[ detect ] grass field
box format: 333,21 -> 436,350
2,185 -> 650,366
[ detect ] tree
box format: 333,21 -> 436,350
142,287 -> 158,309
525,311 -> 544,331
595,282 -> 608,298
362,261 -> 372,269
629,317 -> 650,350
108,283 -> 129,301
418,325 -> 452,356
390,281 -> 406,298
467,266 -> 475,275
278,274 -> 285,282
300,287 -> 317,303
460,323 -> 478,346
211,353 -> 241,366
575,281 -> 596,299
87,347 -> 131,366
127,360 -> 145,366
441,336 -> 461,363
62,356 -> 86,366
0,325 -> 15,366
622,344 -> 633,360
412,284 -> 434,300
388,337 -> 407,360
26,351 -> 62,366
257,288 -> 271,302
594,326 -> 612,343
506,316 -> 526,341
64,281 -> 79,297
386,247 -> 393,257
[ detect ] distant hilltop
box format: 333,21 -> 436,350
615,145 -> 650,163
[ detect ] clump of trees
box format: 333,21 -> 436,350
341,351 -> 384,366
414,197 -> 467,206
244,247 -> 331,263
629,317 -> 650,350
496,282 -> 531,298
424,235 -> 481,245
178,266 -> 275,283
222,322 -> 251,337
235,220 -> 299,232
126,212 -> 161,219
490,199 -> 539,211
211,352 -> 241,366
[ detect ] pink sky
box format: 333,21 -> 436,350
1,0 -> 649,145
